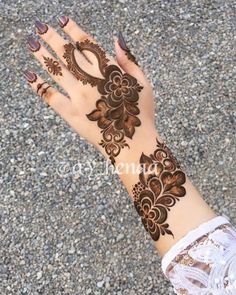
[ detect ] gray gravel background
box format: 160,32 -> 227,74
0,0 -> 235,294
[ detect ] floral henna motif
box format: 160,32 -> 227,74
43,56 -> 62,76
63,39 -> 143,163
132,139 -> 186,241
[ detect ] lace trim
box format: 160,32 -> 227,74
161,216 -> 230,276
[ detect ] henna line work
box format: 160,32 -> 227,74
63,39 -> 143,163
43,56 -> 62,76
41,85 -> 51,97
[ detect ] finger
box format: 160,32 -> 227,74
115,32 -> 148,84
27,36 -> 81,96
58,16 -> 113,63
24,70 -> 73,117
35,21 -> 104,88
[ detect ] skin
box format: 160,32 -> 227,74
27,17 -> 216,258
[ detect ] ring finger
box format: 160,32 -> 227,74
27,36 -> 79,96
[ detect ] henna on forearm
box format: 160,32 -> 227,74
63,39 -> 143,164
132,139 -> 186,241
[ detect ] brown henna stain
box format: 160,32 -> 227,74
43,56 -> 62,76
41,85 -> 51,97
132,139 -> 186,241
37,82 -> 47,93
63,39 -> 143,163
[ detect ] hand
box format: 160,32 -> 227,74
25,17 -> 158,165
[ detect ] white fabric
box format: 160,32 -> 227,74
161,216 -> 230,275
161,216 -> 236,295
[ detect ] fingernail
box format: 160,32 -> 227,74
58,15 -> 69,28
118,31 -> 129,51
27,37 -> 41,52
24,70 -> 37,83
35,20 -> 48,34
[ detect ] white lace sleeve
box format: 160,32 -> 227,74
161,216 -> 236,295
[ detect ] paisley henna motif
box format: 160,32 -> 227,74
63,39 -> 143,163
132,139 -> 186,241
63,43 -> 104,86
43,56 -> 62,76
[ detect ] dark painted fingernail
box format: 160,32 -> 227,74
58,16 -> 69,28
35,20 -> 48,34
118,31 -> 129,51
27,37 -> 41,52
24,70 -> 37,83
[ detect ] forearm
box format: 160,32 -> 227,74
115,129 -> 216,257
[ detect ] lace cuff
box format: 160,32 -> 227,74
161,216 -> 236,294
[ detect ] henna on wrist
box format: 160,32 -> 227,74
63,39 -> 143,164
132,139 -> 186,241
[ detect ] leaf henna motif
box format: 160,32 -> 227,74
132,139 -> 186,241
63,39 -> 143,163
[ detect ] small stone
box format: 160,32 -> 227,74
97,281 -> 104,288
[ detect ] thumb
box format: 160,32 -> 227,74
114,32 -> 148,84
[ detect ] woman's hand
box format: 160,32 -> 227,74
25,17 -> 157,165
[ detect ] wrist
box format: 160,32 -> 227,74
114,128 -> 163,195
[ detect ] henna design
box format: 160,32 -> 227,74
41,86 -> 51,97
35,20 -> 48,35
63,39 -> 143,163
37,82 -> 47,93
63,42 -> 106,86
36,82 -> 51,97
125,51 -> 138,66
43,56 -> 62,76
132,139 -> 186,241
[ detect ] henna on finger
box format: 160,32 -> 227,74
117,31 -> 139,66
36,82 -> 51,98
132,140 -> 186,241
63,39 -> 143,163
43,56 -> 62,76
41,85 -> 51,97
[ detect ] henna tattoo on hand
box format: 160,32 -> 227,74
132,139 -> 186,241
37,82 -> 47,93
63,39 -> 143,163
43,56 -> 62,76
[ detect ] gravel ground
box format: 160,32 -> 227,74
0,0 -> 235,294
